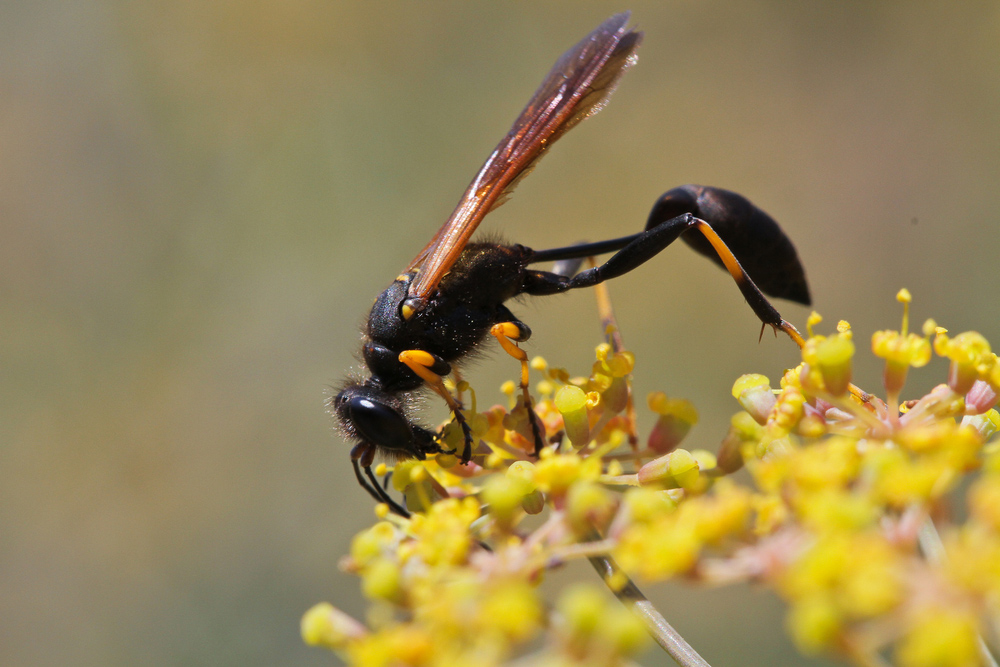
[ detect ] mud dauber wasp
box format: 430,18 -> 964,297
333,13 -> 810,514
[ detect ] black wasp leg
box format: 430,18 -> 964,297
528,233 -> 640,264
522,212 -> 799,339
521,212 -> 693,294
449,407 -> 475,464
351,453 -> 410,517
362,464 -> 411,517
529,185 -> 810,308
397,349 -> 475,464
491,307 -> 545,457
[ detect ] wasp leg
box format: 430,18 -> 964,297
397,349 -> 475,464
528,185 -> 810,307
528,233 -> 639,264
646,185 -> 810,306
522,212 -> 804,346
350,443 -> 410,517
685,217 -> 805,346
490,312 -> 544,457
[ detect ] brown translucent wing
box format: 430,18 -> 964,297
406,13 -> 643,302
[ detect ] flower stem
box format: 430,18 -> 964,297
586,546 -> 711,667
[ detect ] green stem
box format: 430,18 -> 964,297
586,549 -> 711,667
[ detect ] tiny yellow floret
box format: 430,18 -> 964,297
787,596 -> 841,654
301,603 -> 367,650
896,608 -> 980,667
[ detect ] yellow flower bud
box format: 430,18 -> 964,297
301,603 -> 367,649
814,335 -> 855,396
872,329 -> 931,395
731,374 -> 775,424
896,608 -> 980,667
478,581 -> 542,642
637,449 -> 700,489
558,584 -> 606,637
787,596 -> 841,654
935,330 -> 992,395
716,428 -> 745,474
567,480 -> 616,534
360,558 -> 403,603
481,474 -> 532,526
555,385 -> 591,447
647,392 -> 698,453
599,605 -> 650,657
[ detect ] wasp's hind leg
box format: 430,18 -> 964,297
647,185 -> 810,307
397,350 -> 475,464
522,190 -> 810,347
683,215 -> 806,346
490,309 -> 545,457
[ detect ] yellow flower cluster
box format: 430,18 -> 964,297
729,298 -> 1000,664
305,294 -> 1000,667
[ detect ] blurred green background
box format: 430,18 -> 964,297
2,1 -> 998,665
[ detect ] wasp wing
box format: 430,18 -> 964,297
406,13 -> 642,302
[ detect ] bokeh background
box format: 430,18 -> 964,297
3,1 -> 998,665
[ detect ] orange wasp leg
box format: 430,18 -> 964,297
689,220 -> 805,348
490,322 -> 545,456
397,349 -> 476,464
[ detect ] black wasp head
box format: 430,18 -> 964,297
333,381 -> 439,461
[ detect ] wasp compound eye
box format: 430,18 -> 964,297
340,394 -> 417,454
